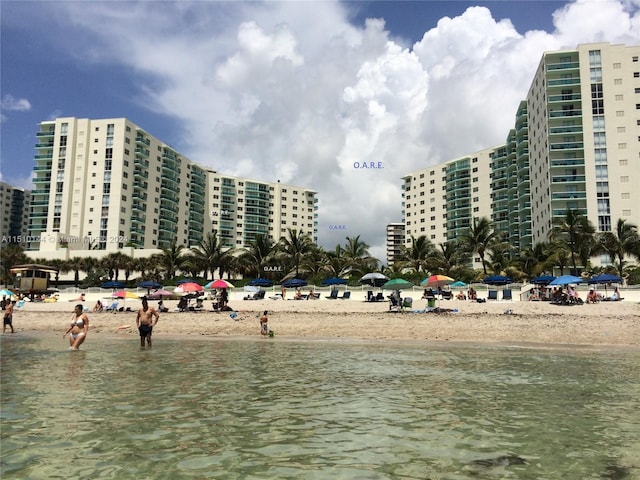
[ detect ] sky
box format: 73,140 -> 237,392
1,0 -> 639,263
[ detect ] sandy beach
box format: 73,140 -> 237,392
4,288 -> 639,348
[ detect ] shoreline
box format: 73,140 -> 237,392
4,297 -> 639,348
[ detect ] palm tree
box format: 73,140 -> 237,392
65,256 -> 87,288
323,245 -> 352,279
0,244 -> 28,287
237,234 -> 276,278
277,229 -> 314,278
551,209 -> 595,275
461,217 -> 499,275
102,252 -> 132,283
188,232 -> 232,280
426,241 -> 469,277
342,235 -> 377,277
159,238 -> 187,281
598,219 -> 640,278
398,235 -> 434,273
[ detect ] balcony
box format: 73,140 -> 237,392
34,154 -> 53,160
33,176 -> 52,184
36,130 -> 55,137
547,77 -> 581,87
549,125 -> 583,135
549,110 -> 582,118
550,142 -> 583,150
550,158 -> 584,167
551,191 -> 586,200
552,175 -> 585,183
546,61 -> 579,71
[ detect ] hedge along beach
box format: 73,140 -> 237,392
6,289 -> 640,347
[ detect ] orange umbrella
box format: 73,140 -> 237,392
421,274 -> 454,288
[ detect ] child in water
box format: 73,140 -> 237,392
260,310 -> 269,336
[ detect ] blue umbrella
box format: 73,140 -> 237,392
531,275 -> 556,285
482,275 -> 513,286
549,275 -> 583,286
176,278 -> 197,285
248,278 -> 274,287
450,280 -> 468,288
321,277 -> 348,286
138,280 -> 162,290
282,278 -> 308,288
588,273 -> 622,285
101,280 -> 125,289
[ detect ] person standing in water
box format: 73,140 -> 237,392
63,304 -> 89,350
136,297 -> 159,348
3,300 -> 15,334
260,310 -> 269,336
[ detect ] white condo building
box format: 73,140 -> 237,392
402,42 -> 640,266
28,117 -> 317,259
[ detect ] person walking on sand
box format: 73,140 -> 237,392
62,304 -> 89,349
136,297 -> 159,348
3,300 -> 16,334
260,310 -> 269,336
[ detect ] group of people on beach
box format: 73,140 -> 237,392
57,298 -> 271,350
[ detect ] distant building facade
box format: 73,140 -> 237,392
27,117 -> 317,260
0,181 -> 31,245
385,222 -> 405,266
402,42 -> 640,267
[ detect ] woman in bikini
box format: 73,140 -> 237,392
63,304 -> 89,350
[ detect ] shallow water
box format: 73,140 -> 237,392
1,334 -> 639,479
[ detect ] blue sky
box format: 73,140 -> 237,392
1,0 -> 638,260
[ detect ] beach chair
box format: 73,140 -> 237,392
338,291 -> 351,300
402,297 -> 413,310
502,289 -> 513,301
16,299 -> 26,309
375,292 -> 385,302
325,289 -> 339,299
487,290 -> 498,301
105,301 -> 119,312
441,290 -> 453,300
365,290 -> 375,302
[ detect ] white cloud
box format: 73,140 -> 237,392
23,0 -> 640,263
1,95 -> 31,122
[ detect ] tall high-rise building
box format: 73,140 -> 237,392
0,182 -> 32,245
402,42 -> 639,267
28,117 -> 317,257
385,222 -> 405,266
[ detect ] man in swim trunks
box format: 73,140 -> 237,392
3,300 -> 15,334
136,297 -> 159,348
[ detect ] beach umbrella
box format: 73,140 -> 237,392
147,289 -> 174,299
359,272 -> 389,288
531,275 -> 556,285
176,278 -> 197,285
248,278 -> 273,287
138,280 -> 162,293
112,290 -> 139,299
588,273 -> 622,296
321,277 -> 348,286
450,280 -> 468,288
482,275 -> 513,286
588,273 -> 622,285
549,275 -> 583,286
101,280 -> 125,289
243,285 -> 260,293
0,289 -> 15,298
174,282 -> 204,294
282,278 -> 308,288
421,274 -> 454,287
205,279 -> 235,289
382,278 -> 414,290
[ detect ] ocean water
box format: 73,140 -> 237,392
1,334 -> 639,480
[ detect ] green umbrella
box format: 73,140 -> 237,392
382,278 -> 414,290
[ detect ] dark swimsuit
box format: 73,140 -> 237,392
139,324 -> 152,337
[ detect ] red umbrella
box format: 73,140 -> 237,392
421,274 -> 454,288
205,279 -> 235,289
174,282 -> 204,294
